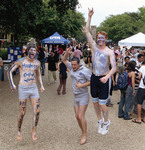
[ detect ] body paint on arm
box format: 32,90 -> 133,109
8,64 -> 18,90
36,65 -> 45,92
108,52 -> 116,77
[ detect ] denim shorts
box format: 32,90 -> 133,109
92,98 -> 108,105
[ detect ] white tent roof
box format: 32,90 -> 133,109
118,32 -> 145,47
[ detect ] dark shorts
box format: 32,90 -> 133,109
90,73 -> 110,104
137,88 -> 145,105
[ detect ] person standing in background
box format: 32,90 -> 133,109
47,50 -> 57,85
38,48 -> 45,76
57,59 -> 69,95
73,46 -> 83,60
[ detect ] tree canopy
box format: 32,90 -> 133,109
97,6 -> 145,42
0,0 -> 85,45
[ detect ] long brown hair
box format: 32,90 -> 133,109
126,61 -> 136,73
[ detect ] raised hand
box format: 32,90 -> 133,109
88,8 -> 94,17
66,48 -> 72,55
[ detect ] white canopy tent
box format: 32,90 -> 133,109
118,32 -> 145,48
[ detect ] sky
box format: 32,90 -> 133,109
76,0 -> 145,26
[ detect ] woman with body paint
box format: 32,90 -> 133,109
84,8 -> 116,135
7,45 -> 45,141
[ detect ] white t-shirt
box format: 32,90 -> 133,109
139,65 -> 145,89
136,60 -> 142,68
134,52 -> 139,61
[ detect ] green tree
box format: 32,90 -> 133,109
137,6 -> 145,33
31,2 -> 85,43
0,0 -> 43,45
97,6 -> 145,42
97,13 -> 139,42
0,0 -> 85,45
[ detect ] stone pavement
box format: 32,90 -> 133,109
0,64 -> 145,150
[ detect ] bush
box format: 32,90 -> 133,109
0,48 -> 8,60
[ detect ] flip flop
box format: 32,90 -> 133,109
132,119 -> 141,124
141,119 -> 145,123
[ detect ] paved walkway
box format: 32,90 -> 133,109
0,64 -> 145,150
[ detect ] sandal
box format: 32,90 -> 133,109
132,119 -> 141,124
141,119 -> 145,123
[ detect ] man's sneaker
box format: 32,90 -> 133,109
101,120 -> 110,135
97,118 -> 104,134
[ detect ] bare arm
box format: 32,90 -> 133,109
135,78 -> 140,84
7,61 -> 20,92
67,67 -> 69,72
62,48 -> 72,66
100,50 -> 116,83
111,75 -> 115,87
0,60 -> 3,66
138,72 -> 142,80
58,63 -> 60,72
131,72 -> 135,95
84,8 -> 96,51
106,51 -> 117,79
36,63 -> 45,93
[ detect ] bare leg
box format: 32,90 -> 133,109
142,109 -> 145,122
17,99 -> 27,141
137,104 -> 142,122
93,102 -> 102,120
62,78 -> 66,95
74,106 -> 83,131
100,104 -> 109,122
30,98 -> 40,141
74,105 -> 88,145
57,74 -> 63,94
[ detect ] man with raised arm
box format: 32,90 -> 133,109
62,48 -> 92,145
84,8 -> 116,135
7,45 -> 45,141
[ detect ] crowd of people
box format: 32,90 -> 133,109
4,8 -> 145,145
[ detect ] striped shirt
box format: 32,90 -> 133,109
135,65 -> 140,90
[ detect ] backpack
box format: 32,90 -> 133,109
116,71 -> 128,91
